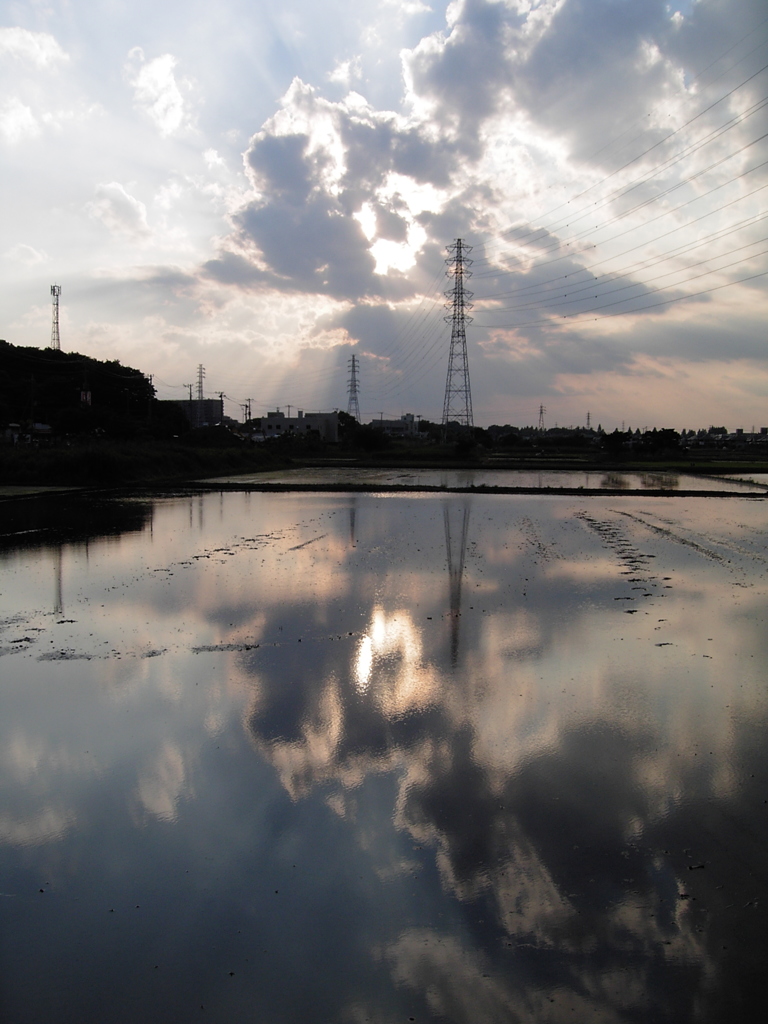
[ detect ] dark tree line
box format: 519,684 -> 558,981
0,340 -> 186,439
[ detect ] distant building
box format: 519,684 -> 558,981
370,413 -> 418,437
173,398 -> 224,428
252,410 -> 339,442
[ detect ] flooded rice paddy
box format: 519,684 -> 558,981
205,466 -> 768,493
1,486 -> 767,1023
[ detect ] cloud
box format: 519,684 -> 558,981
125,48 -> 192,136
213,76 -> 469,301
86,182 -> 151,239
328,56 -> 363,89
2,0 -> 766,429
0,96 -> 40,143
3,243 -> 48,266
0,27 -> 69,68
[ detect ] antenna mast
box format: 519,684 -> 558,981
441,239 -> 473,435
50,285 -> 61,350
347,354 -> 361,421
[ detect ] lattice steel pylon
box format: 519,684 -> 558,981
441,239 -> 473,435
347,354 -> 361,421
50,284 -> 61,350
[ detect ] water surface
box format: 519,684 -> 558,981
1,490 -> 767,1022
206,466 -> 767,492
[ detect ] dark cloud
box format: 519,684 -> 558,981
246,132 -> 319,203
339,117 -> 457,194
235,192 -> 377,299
518,0 -> 673,156
373,201 -> 409,243
407,0 -> 525,154
201,250 -> 268,289
227,103 -> 466,300
332,302 -> 404,358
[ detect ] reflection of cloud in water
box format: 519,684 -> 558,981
0,807 -> 74,846
135,740 -> 189,821
3,730 -> 96,781
261,677 -> 345,801
385,930 -> 516,1024
5,490 -> 765,1017
0,731 -> 93,846
381,922 -> 700,1024
246,604 -> 442,800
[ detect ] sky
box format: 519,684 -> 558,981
1,0 -> 767,430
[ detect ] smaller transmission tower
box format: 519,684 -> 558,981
442,239 -> 473,436
347,354 -> 361,421
538,404 -> 546,431
50,285 -> 61,350
196,364 -> 205,429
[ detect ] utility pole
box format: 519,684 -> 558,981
50,285 -> 61,350
441,239 -> 473,439
347,354 -> 361,421
184,383 -> 193,401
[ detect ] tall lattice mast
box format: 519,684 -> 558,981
50,285 -> 61,350
347,354 -> 361,421
441,239 -> 473,433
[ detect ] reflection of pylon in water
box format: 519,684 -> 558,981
53,546 -> 63,615
348,497 -> 357,547
444,501 -> 471,666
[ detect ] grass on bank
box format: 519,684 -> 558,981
0,439 -> 286,487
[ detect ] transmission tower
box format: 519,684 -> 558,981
441,239 -> 473,435
195,364 -> 205,428
347,354 -> 361,421
538,404 -> 546,431
50,285 -> 61,350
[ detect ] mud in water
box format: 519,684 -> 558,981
1,489 -> 767,1023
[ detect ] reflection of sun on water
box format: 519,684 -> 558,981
355,634 -> 373,692
354,606 -> 439,715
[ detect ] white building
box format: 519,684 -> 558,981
253,410 -> 339,442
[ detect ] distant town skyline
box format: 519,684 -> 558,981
1,0 -> 767,430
